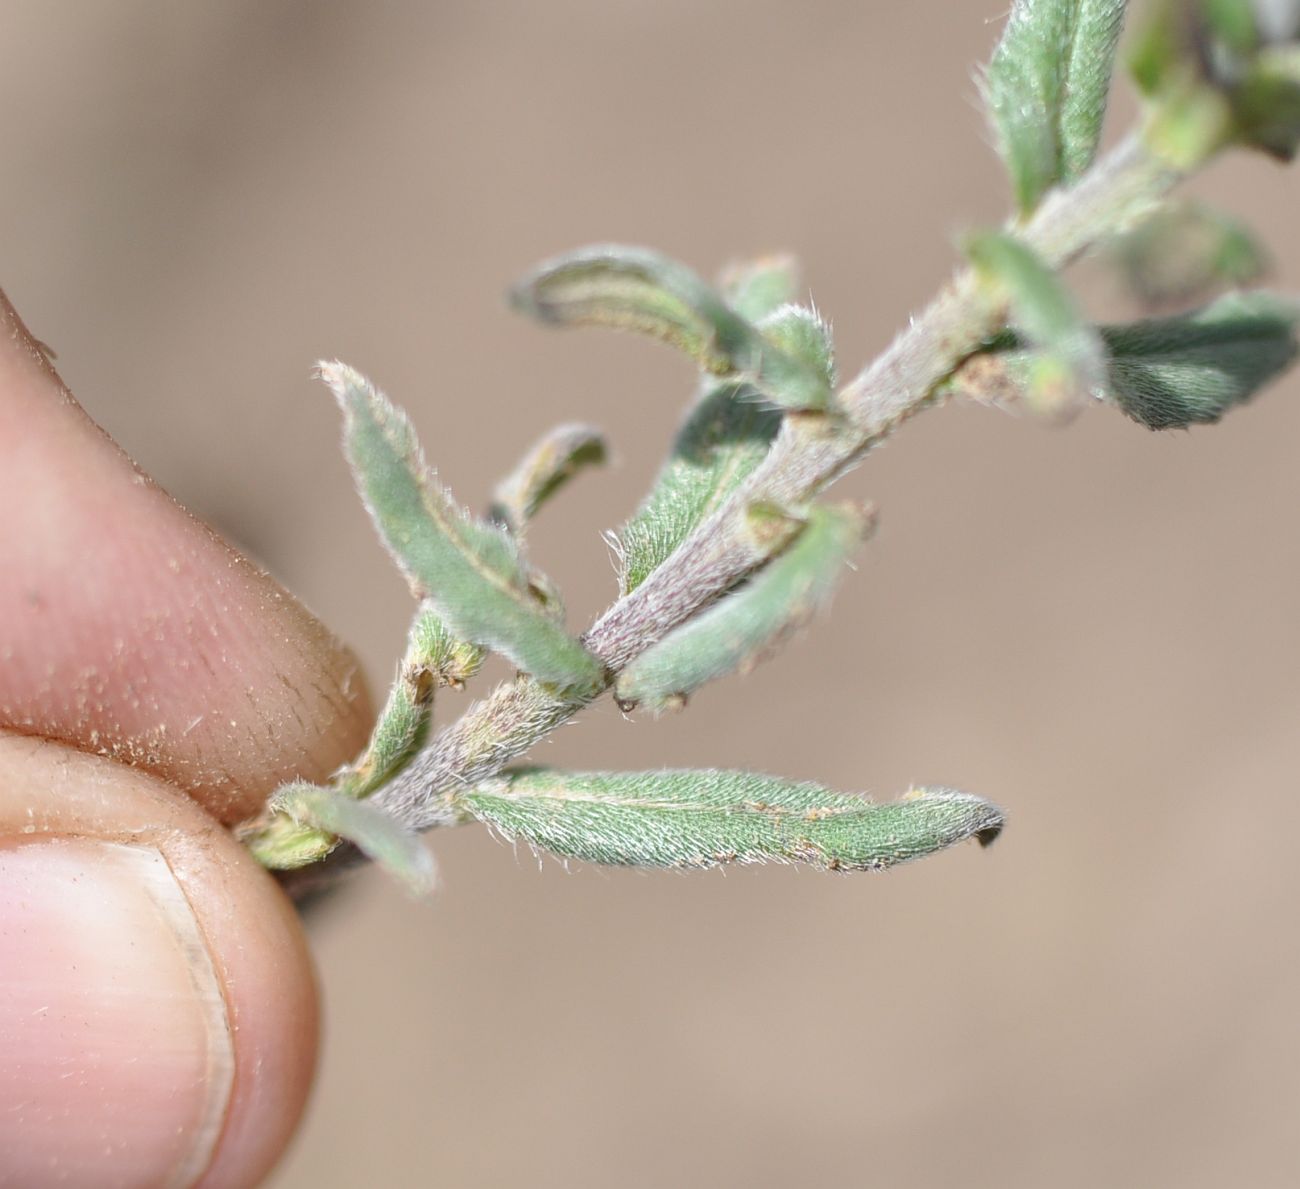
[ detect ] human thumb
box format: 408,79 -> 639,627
0,733 -> 318,1189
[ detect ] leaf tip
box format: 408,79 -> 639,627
905,785 -> 1007,848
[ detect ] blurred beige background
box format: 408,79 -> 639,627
4,2 -> 1299,1186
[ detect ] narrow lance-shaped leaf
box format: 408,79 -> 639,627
1059,0 -> 1128,178
616,502 -> 870,712
457,769 -> 1004,872
340,601 -> 483,802
320,361 -> 605,695
966,229 -> 1105,416
615,255 -> 810,593
618,382 -> 782,593
984,0 -> 1128,215
510,245 -> 829,409
1100,290 -> 1300,428
489,423 -> 607,536
272,782 -> 435,895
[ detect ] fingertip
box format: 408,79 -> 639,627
0,285 -> 373,822
0,733 -> 320,1188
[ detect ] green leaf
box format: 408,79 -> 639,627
239,811 -> 338,871
457,769 -> 1004,871
320,361 -> 605,695
1060,1 -> 1129,178
718,254 -> 800,321
272,782 -> 435,895
1099,290 -> 1300,428
342,602 -> 482,800
952,291 -> 1300,428
984,0 -> 1128,214
966,230 -> 1106,415
405,601 -> 486,689
615,502 -> 870,711
757,304 -> 836,391
1108,200 -> 1270,306
489,423 -> 607,535
510,245 -> 829,410
618,381 -> 782,594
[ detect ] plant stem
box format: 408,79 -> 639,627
344,130 -> 1180,842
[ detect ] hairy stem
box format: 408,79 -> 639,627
354,131 -> 1179,838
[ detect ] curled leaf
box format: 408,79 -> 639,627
458,768 -> 1004,871
615,502 -> 871,711
510,245 -> 829,409
320,361 -> 605,695
489,422 -> 607,535
338,602 -> 482,806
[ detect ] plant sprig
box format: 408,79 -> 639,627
239,0 -> 1300,891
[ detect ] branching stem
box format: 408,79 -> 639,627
344,130 -> 1180,844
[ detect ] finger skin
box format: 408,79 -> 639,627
0,287 -> 372,822
0,732 -> 319,1188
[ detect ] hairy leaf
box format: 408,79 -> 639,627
510,245 -> 829,409
239,812 -> 337,872
615,502 -> 869,711
966,230 -> 1106,414
985,0 -> 1127,214
273,782 -> 435,895
489,422 -> 607,535
1060,0 -> 1129,176
950,291 -> 1300,428
339,602 -> 482,803
758,304 -> 836,390
406,601 -> 486,689
618,382 -> 782,593
458,769 -> 1004,871
1100,290 -> 1300,428
321,361 -> 605,695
